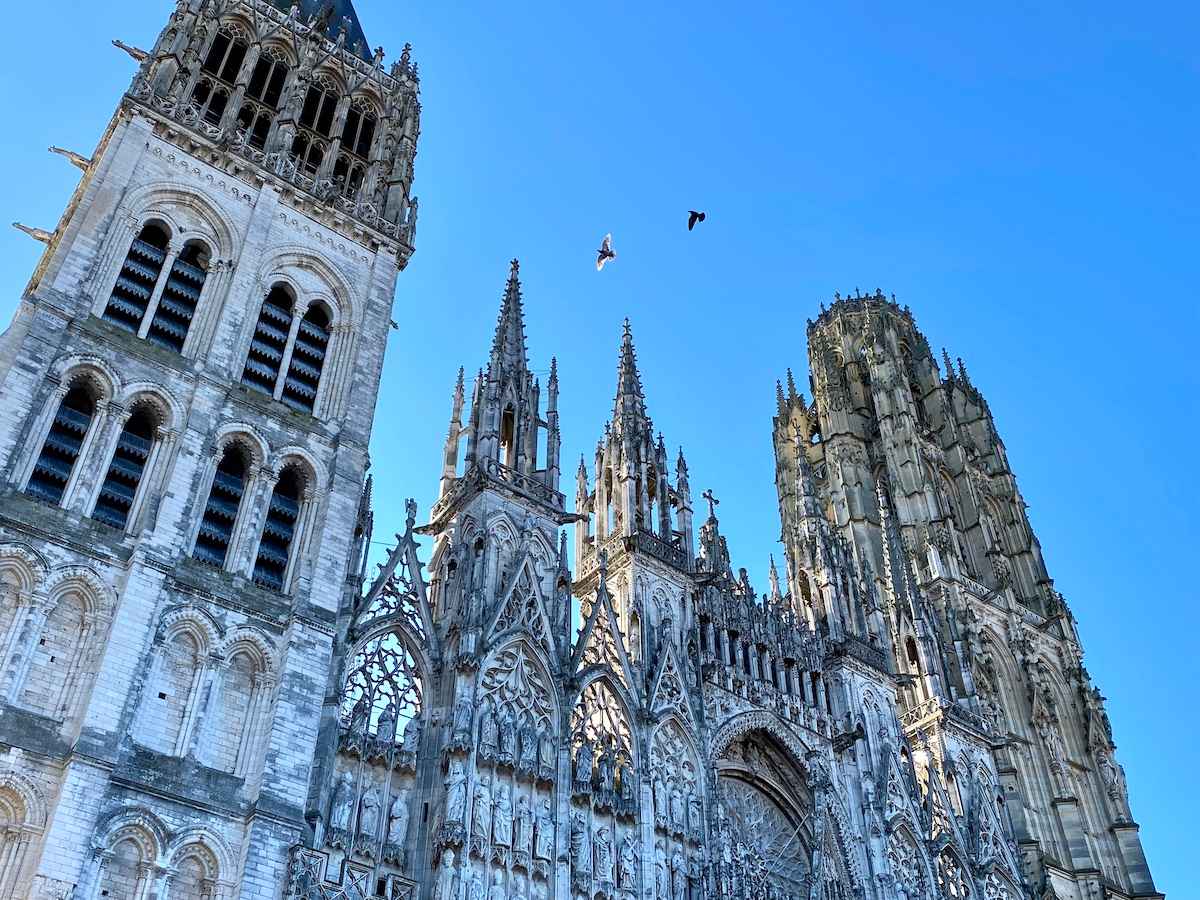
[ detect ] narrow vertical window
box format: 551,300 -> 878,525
281,304 -> 330,413
194,445 -> 249,568
146,240 -> 209,353
241,285 -> 295,396
333,100 -> 377,198
191,28 -> 248,126
93,407 -> 157,530
238,48 -> 290,150
27,386 -> 96,505
253,466 -> 303,591
103,224 -> 169,333
291,78 -> 339,175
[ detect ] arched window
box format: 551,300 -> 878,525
291,78 -> 340,175
194,444 -> 250,568
103,223 -> 169,332
281,303 -> 330,413
241,285 -> 294,397
0,784 -> 40,896
237,47 -> 290,150
190,27 -> 248,125
19,589 -> 86,718
171,845 -> 220,900
92,405 -> 158,531
97,836 -> 145,898
146,240 -> 209,353
26,385 -> 96,506
332,99 -> 377,198
140,630 -> 203,755
208,648 -> 259,775
252,466 -> 304,592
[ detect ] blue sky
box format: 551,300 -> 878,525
1,1 -> 1196,892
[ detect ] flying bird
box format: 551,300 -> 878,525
596,233 -> 616,271
687,210 -> 706,231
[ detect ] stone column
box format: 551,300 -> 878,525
136,241 -> 181,340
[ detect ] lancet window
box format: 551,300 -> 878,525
252,465 -> 305,592
191,26 -> 248,126
340,632 -> 424,743
236,47 -> 290,150
332,98 -> 377,198
292,77 -> 340,176
193,443 -> 250,568
92,405 -> 157,531
26,385 -> 96,506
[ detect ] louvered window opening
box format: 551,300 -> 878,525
103,224 -> 169,333
281,305 -> 330,414
241,286 -> 294,397
146,242 -> 208,353
237,52 -> 290,150
253,468 -> 302,591
93,409 -> 155,530
194,447 -> 248,568
27,387 -> 95,506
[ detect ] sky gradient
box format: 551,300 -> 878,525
1,1 -> 1196,893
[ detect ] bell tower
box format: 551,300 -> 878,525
0,1 -> 419,897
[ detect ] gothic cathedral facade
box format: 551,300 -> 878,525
0,3 -> 1161,900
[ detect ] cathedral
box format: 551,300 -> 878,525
0,2 -> 1163,899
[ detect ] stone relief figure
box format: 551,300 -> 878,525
575,740 -> 595,788
618,763 -> 636,809
473,776 -> 494,840
512,873 -> 529,900
597,740 -> 616,794
488,869 -> 506,900
388,788 -> 412,846
618,831 -> 638,888
331,771 -> 356,831
470,870 -> 486,900
359,784 -> 382,839
435,849 -> 457,900
480,704 -> 500,760
654,842 -> 668,899
348,693 -> 370,734
376,700 -> 398,742
446,761 -> 469,825
401,715 -> 423,753
534,798 -> 554,861
688,794 -> 703,835
453,694 -> 474,742
515,794 -> 534,854
520,720 -> 539,771
669,781 -> 685,829
571,812 -> 592,875
653,773 -> 668,820
538,729 -> 556,773
670,849 -> 686,900
493,783 -> 514,847
499,706 -> 517,763
532,883 -> 547,900
594,825 -> 613,883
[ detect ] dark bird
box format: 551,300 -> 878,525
596,233 -> 616,271
687,210 -> 706,231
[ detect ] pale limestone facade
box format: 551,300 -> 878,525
0,2 -> 1162,900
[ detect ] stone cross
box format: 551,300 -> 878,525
702,489 -> 720,520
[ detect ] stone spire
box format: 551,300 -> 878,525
612,318 -> 649,434
490,259 -> 528,375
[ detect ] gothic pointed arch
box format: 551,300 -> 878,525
484,555 -> 556,659
647,637 -> 692,726
571,569 -> 636,688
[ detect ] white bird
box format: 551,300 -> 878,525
596,233 -> 616,271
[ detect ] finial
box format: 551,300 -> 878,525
401,43 -> 412,67
598,549 -> 609,581
941,348 -> 954,379
776,380 -> 786,414
702,489 -> 720,520
957,357 -> 970,383
510,258 -> 520,276
622,317 -> 632,339
786,368 -> 798,400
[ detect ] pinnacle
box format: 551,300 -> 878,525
613,318 -> 648,426
490,259 -> 528,371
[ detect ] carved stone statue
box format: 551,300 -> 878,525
479,705 -> 499,760
498,706 -> 517,763
594,825 -> 613,883
653,773 -> 668,819
534,798 -> 554,861
618,831 -> 637,888
688,795 -> 703,834
515,794 -> 533,854
348,693 -> 370,734
446,761 -> 468,826
670,849 -> 686,900
330,770 -> 356,831
434,849 -> 456,900
619,763 -> 636,808
358,784 -> 382,839
470,870 -> 486,900
473,776 -> 493,840
575,740 -> 594,787
520,720 -> 539,770
493,783 -> 513,847
512,874 -> 529,900
669,781 -> 685,829
654,842 -> 669,899
538,729 -> 555,772
571,811 -> 591,875
400,715 -> 422,753
488,869 -> 505,900
387,788 -> 411,846
452,694 -> 473,741
597,740 -> 615,794
376,701 -> 397,742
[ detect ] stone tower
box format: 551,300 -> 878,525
0,0 -> 418,896
773,291 -> 1160,900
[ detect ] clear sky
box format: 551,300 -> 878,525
1,1 -> 1196,893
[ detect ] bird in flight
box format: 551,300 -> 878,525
688,210 -> 706,231
596,233 -> 616,271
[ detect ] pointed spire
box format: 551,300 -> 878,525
786,368 -> 799,402
768,555 -> 782,601
941,348 -> 955,381
957,357 -> 971,386
776,380 -> 786,416
490,259 -> 528,371
613,318 -> 648,426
